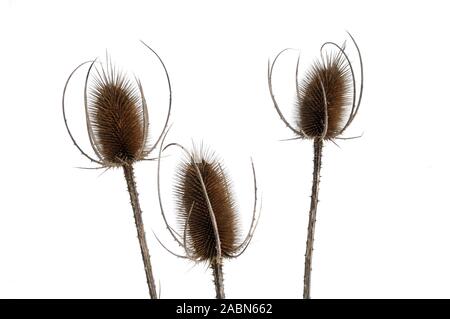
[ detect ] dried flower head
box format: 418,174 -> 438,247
157,140 -> 259,263
296,51 -> 351,139
88,61 -> 148,165
268,32 -> 363,142
174,146 -> 239,261
62,42 -> 171,168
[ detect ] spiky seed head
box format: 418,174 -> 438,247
296,51 -> 351,139
89,63 -> 148,166
174,148 -> 239,262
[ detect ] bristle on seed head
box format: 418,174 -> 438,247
296,51 -> 352,139
88,60 -> 149,165
174,146 -> 239,262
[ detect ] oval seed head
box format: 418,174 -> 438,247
296,51 -> 351,139
174,148 -> 239,262
88,62 -> 148,166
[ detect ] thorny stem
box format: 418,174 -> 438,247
123,164 -> 158,299
303,138 -> 323,299
211,258 -> 225,299
212,257 -> 225,299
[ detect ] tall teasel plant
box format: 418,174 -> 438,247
62,42 -> 172,299
268,32 -> 364,299
155,133 -> 260,299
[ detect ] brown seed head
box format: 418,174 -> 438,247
88,63 -> 148,165
174,148 -> 239,262
296,52 -> 352,139
296,51 -> 352,139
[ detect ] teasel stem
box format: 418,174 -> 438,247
303,137 -> 323,299
123,164 -> 158,299
211,256 -> 225,299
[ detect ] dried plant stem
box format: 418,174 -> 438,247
211,257 -> 225,299
123,164 -> 158,299
303,138 -> 323,299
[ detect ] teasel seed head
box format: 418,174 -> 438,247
156,136 -> 260,264
62,42 -> 172,168
175,147 -> 238,261
268,32 -> 364,141
88,61 -> 149,165
296,51 -> 351,139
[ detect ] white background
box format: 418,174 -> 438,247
0,0 -> 449,299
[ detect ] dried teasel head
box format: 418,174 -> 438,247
88,60 -> 149,165
62,42 -> 171,168
175,146 -> 239,261
155,136 -> 260,264
296,50 -> 351,139
268,32 -> 363,141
